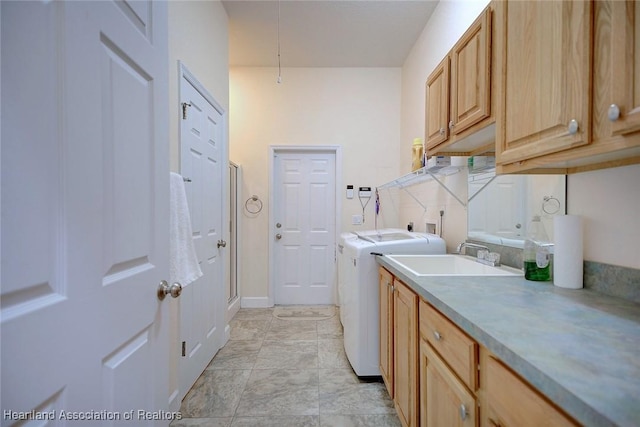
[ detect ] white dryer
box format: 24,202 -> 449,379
339,229 -> 445,376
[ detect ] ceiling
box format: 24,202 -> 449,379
222,0 -> 440,67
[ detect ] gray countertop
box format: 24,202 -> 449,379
376,256 -> 640,427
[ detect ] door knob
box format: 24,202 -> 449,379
157,280 -> 182,300
276,222 -> 282,228
217,240 -> 227,248
275,233 -> 282,240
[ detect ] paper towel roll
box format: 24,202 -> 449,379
553,215 -> 583,289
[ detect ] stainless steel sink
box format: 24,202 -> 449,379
385,254 -> 523,277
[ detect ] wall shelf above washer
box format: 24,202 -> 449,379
377,161 -> 496,209
377,165 -> 465,190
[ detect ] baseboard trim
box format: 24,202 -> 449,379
240,297 -> 271,308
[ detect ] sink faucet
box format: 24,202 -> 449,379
455,242 -> 489,255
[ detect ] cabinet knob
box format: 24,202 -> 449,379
449,120 -> 454,130
568,119 -> 579,135
439,127 -> 445,135
608,104 -> 621,122
433,331 -> 442,341
459,404 -> 468,421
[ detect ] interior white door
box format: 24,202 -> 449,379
179,68 -> 226,396
1,1 -> 171,424
273,150 -> 336,305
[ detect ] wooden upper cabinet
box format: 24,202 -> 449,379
425,57 -> 450,150
495,0 -> 640,174
425,7 -> 494,156
494,0 -> 592,166
595,0 -> 640,140
450,8 -> 492,137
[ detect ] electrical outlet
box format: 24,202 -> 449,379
352,214 -> 363,225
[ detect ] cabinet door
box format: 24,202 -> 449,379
495,1 -> 592,165
421,341 -> 476,427
610,0 -> 640,136
425,57 -> 450,151
379,267 -> 394,398
394,279 -> 419,427
450,8 -> 492,137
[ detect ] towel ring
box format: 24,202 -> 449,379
542,196 -> 561,215
245,195 -> 263,214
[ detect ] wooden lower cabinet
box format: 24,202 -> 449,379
394,278 -> 419,427
420,340 -> 477,427
379,268 -> 580,426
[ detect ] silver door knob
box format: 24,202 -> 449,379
275,233 -> 282,240
568,119 -> 579,135
217,240 -> 227,248
439,127 -> 445,135
276,222 -> 282,228
157,280 -> 182,300
449,120 -> 454,129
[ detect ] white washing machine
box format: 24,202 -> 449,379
339,229 -> 446,376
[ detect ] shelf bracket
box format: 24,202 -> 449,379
468,174 -> 497,203
426,170 -> 467,207
400,186 -> 428,212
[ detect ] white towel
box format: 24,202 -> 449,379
169,172 -> 202,286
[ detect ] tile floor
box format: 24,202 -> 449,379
171,306 -> 400,427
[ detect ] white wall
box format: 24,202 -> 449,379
396,0 -> 490,251
169,0 -> 229,171
229,67 -> 402,300
568,164 -> 640,269
167,0 -> 229,407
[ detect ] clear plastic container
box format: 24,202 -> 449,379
523,215 -> 552,281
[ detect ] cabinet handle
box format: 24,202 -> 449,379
433,331 -> 442,341
568,119 -> 579,135
449,120 -> 454,130
459,403 -> 467,421
608,104 -> 621,122
439,127 -> 445,135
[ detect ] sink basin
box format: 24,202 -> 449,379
385,254 -> 523,277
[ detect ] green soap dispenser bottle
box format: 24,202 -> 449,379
523,215 -> 552,281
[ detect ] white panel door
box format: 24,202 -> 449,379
179,70 -> 226,396
273,151 -> 336,305
1,1 -> 171,424
469,174 -> 524,239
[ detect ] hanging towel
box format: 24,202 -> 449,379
169,172 -> 202,286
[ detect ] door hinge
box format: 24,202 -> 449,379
181,102 -> 191,120
181,341 -> 186,357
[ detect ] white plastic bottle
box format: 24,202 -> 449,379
523,215 -> 552,281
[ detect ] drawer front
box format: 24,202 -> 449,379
419,300 -> 478,390
486,355 -> 578,426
